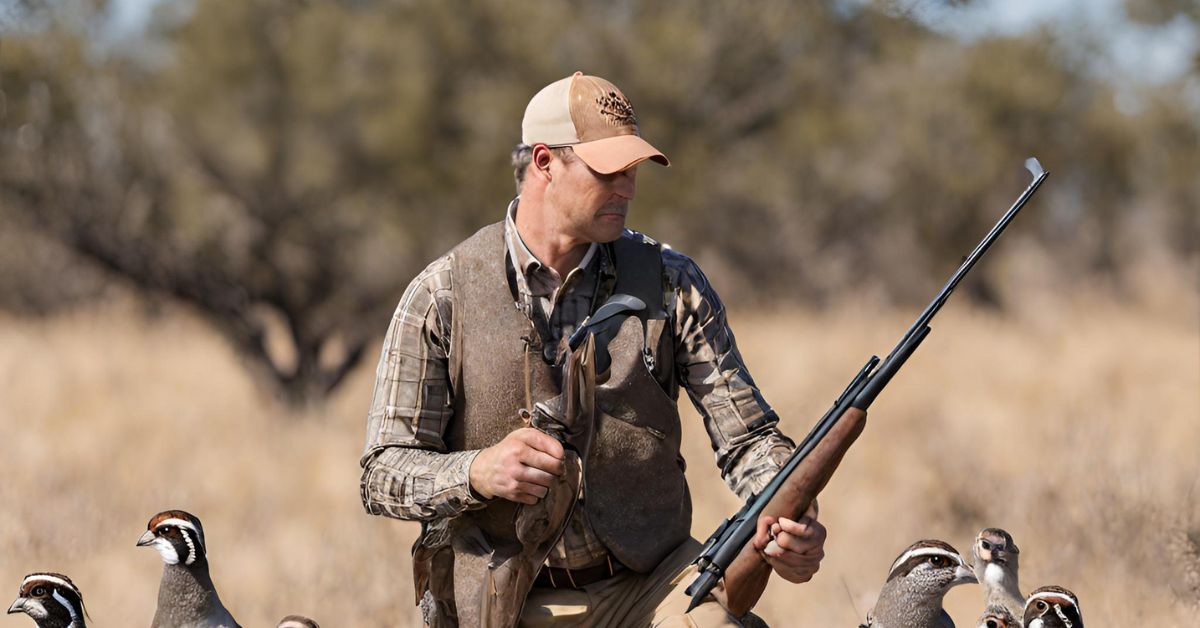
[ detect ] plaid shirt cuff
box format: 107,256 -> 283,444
360,447 -> 487,520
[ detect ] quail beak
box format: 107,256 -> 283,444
137,530 -> 157,547
7,597 -> 26,614
953,564 -> 978,586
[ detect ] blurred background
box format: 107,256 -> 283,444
0,0 -> 1196,625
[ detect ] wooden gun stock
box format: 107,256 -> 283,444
716,407 -> 867,617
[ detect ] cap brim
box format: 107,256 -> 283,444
571,134 -> 669,174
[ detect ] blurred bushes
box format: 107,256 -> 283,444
1,0 -> 1196,401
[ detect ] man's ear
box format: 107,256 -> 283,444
532,144 -> 554,179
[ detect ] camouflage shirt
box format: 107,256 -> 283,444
360,199 -> 795,568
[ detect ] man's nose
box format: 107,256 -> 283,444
613,168 -> 637,197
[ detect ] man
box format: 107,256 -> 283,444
360,72 -> 826,626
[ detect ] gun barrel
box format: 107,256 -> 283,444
684,158 -> 1049,614
885,166 -> 1048,364
852,325 -> 931,410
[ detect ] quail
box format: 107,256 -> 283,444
860,539 -> 978,628
137,509 -> 241,628
970,528 -> 1024,621
7,573 -> 87,628
976,603 -> 1017,628
1022,586 -> 1083,628
276,616 -> 320,628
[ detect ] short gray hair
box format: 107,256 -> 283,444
511,144 -> 575,193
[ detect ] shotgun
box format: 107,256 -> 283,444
685,158 -> 1050,616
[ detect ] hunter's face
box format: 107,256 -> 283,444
545,150 -> 637,244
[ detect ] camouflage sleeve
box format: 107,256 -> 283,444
663,248 -> 796,500
358,255 -> 486,521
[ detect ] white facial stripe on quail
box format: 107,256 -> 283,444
179,527 -> 198,565
20,575 -> 78,595
889,547 -> 963,573
154,537 -> 180,564
1053,604 -> 1074,627
51,590 -> 79,623
156,518 -> 201,540
1029,620 -> 1045,628
1027,590 -> 1079,608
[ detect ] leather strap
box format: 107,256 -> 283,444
533,556 -> 622,590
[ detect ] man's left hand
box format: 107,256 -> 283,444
752,504 -> 826,584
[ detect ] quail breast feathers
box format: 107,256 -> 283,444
138,510 -> 241,628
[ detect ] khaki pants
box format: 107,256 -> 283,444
518,538 -> 753,627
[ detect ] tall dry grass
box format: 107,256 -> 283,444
1,274 -> 1196,626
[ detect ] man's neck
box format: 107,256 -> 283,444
513,199 -> 591,278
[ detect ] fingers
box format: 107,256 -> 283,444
761,551 -> 822,583
493,476 -> 551,505
469,428 -> 570,505
517,464 -> 559,489
753,514 -> 777,551
759,515 -> 827,583
514,427 -> 565,460
770,516 -> 827,556
493,456 -> 560,502
512,481 -> 549,503
519,446 -> 566,477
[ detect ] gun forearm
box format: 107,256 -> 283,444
717,407 -> 868,617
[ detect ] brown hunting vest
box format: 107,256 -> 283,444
418,222 -> 692,625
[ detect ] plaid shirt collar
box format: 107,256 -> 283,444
504,197 -> 600,298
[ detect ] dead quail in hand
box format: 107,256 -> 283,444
137,510 -> 241,628
861,539 -> 978,628
7,573 -> 87,628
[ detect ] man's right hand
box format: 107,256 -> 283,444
469,427 -> 566,505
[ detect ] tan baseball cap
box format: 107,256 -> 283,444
521,71 -> 669,174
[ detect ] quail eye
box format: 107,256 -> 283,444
1036,600 -> 1049,612
980,540 -> 992,550
929,556 -> 945,567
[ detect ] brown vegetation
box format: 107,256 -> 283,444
1,277 -> 1194,626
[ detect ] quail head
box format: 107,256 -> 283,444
7,573 -> 87,628
1023,586 -> 1083,628
971,528 -> 1024,620
276,616 -> 320,628
976,603 -> 1017,628
861,539 -> 978,628
137,509 -> 241,628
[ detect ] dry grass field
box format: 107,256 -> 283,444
1,274 -> 1197,626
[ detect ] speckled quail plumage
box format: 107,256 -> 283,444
976,603 -> 1017,628
861,539 -> 978,628
7,573 -> 87,628
1022,586 -> 1083,628
137,510 -> 241,628
971,528 -> 1024,622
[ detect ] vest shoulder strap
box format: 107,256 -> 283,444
610,231 -> 666,320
